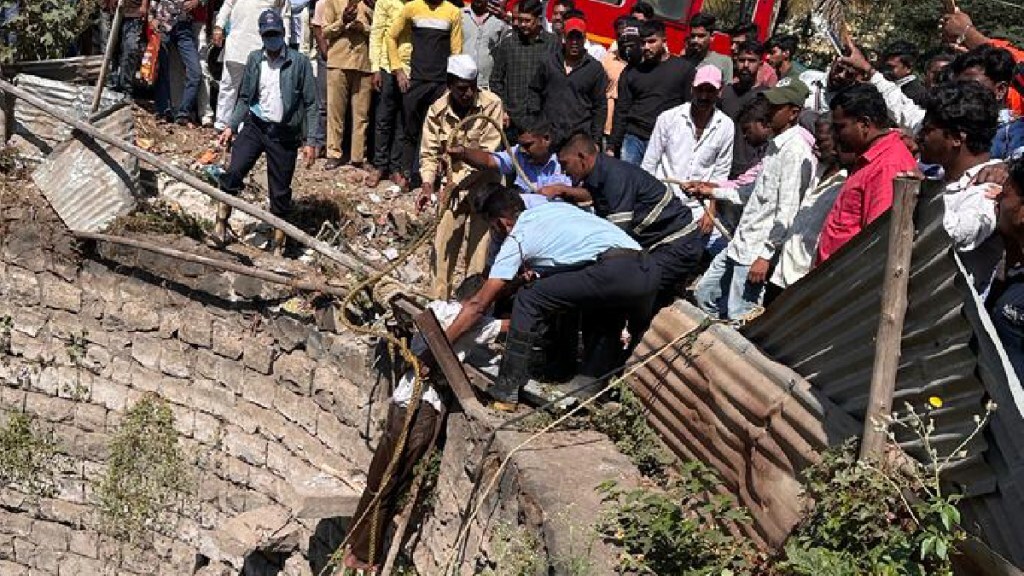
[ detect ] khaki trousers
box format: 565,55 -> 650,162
430,170 -> 500,300
326,67 -> 372,163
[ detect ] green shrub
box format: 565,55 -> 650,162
598,461 -> 754,575
96,394 -> 194,542
0,0 -> 102,64
0,411 -> 60,496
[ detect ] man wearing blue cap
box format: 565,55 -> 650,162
214,9 -> 319,256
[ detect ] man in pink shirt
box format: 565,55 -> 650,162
816,84 -> 917,264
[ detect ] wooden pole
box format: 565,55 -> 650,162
0,78 -> 373,276
74,230 -> 352,297
859,177 -> 921,460
91,0 -> 124,114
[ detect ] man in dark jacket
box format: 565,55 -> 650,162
214,9 -> 318,256
608,19 -> 695,164
527,15 -> 607,143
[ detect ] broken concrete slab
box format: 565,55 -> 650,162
285,471 -> 360,520
203,505 -> 302,570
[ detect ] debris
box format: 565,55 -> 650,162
203,505 -> 302,570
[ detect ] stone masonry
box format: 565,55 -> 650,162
0,199 -> 386,575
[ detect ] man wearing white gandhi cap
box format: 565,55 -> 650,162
417,54 -> 507,299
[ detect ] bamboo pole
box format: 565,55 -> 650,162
859,177 -> 920,460
74,230 -> 352,297
0,77 -> 374,276
92,0 -> 124,114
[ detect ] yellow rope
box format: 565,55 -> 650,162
319,110 -> 523,576
440,319 -> 713,575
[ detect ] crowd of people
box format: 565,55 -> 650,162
91,1 -> 1024,569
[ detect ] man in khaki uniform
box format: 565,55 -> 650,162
418,55 -> 504,299
322,0 -> 374,169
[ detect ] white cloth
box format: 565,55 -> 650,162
723,125 -> 816,266
943,159 -> 1004,293
216,0 -> 294,64
642,103 -> 734,221
392,300 -> 503,412
215,60 -> 246,127
257,52 -> 286,122
769,166 -> 847,288
870,71 -> 925,134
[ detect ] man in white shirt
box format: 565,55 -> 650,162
642,65 -> 734,250
918,80 -> 1005,293
765,114 -> 848,301
692,80 -> 816,320
215,10 -> 318,256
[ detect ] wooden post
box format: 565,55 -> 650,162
0,78 -> 374,276
91,0 -> 124,114
859,177 -> 921,460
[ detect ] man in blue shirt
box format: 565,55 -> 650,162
546,133 -> 704,309
441,184 -> 661,410
448,120 -> 571,201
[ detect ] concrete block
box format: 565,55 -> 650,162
39,273 -> 82,312
211,320 -> 244,360
179,306 -> 213,348
273,389 -> 317,435
11,308 -> 48,338
191,379 -> 236,418
283,471 -> 359,519
274,352 -> 314,396
193,411 -> 221,445
243,336 -> 276,375
240,372 -> 277,409
270,316 -> 307,353
118,300 -> 162,331
6,267 -> 39,306
222,425 -> 267,467
130,333 -> 162,371
159,340 -> 191,379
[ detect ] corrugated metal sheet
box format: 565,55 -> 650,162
2,56 -> 105,84
744,183 -> 994,482
628,181 -> 1024,567
31,102 -> 138,233
740,181 -> 1024,566
628,300 -> 863,548
12,74 -> 127,156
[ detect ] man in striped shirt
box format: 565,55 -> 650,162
387,0 -> 463,182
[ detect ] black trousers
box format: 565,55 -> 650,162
220,115 -> 299,216
400,79 -> 446,178
650,231 -> 704,310
511,252 -> 661,379
372,70 -> 405,174
349,401 -> 440,565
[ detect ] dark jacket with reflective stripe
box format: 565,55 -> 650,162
583,154 -> 694,249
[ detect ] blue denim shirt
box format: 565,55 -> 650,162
992,112 -> 1024,160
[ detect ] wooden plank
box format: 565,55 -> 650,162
860,178 -> 921,460
409,305 -> 489,421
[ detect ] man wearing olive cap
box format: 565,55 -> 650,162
418,54 -> 505,299
692,80 -> 817,320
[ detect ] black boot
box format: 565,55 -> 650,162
487,328 -> 540,412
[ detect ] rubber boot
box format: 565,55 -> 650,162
209,203 -> 233,248
487,328 -> 540,412
271,228 -> 287,257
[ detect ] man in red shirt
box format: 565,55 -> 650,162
816,84 -> 916,264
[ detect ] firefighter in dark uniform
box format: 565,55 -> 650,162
546,132 -> 705,308
442,184 -> 662,411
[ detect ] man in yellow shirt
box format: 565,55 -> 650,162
387,0 -> 463,184
366,0 -> 412,187
419,55 -> 504,299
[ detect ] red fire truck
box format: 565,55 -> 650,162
543,0 -> 780,55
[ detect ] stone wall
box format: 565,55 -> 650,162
0,200 -> 385,575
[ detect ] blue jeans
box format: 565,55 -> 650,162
620,133 -> 648,165
694,251 -> 764,320
155,20 -> 201,121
